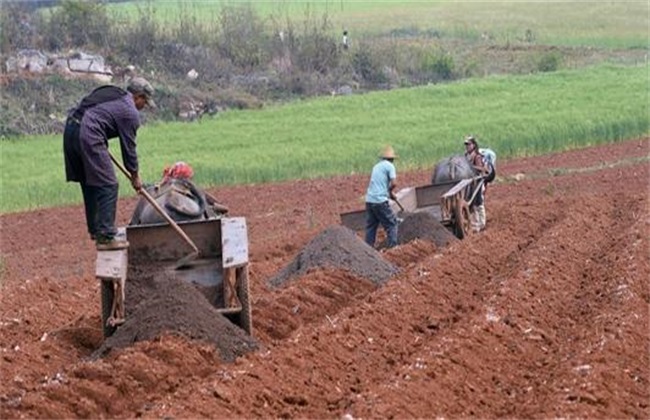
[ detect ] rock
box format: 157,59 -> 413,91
5,49 -> 47,73
68,51 -> 109,74
187,68 -> 199,80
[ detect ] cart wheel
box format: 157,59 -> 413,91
100,279 -> 117,338
235,267 -> 253,336
453,200 -> 471,239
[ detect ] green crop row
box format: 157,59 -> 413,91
0,63 -> 647,213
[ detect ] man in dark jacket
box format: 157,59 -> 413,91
63,77 -> 155,250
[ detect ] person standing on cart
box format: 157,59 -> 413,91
63,77 -> 155,250
365,145 -> 399,248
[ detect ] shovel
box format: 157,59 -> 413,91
392,197 -> 405,212
109,152 -> 200,269
391,197 -> 406,224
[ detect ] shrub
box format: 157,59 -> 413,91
291,12 -> 339,74
537,51 -> 563,72
173,3 -> 216,48
420,49 -> 455,82
352,43 -> 388,85
116,2 -> 159,64
0,1 -> 43,54
216,4 -> 267,70
44,0 -> 111,51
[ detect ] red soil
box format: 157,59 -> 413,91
1,138 -> 648,418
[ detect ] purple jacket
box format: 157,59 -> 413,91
76,94 -> 140,186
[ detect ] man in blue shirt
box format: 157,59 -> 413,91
365,145 -> 399,248
63,77 -> 155,250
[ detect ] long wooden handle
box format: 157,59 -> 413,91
109,152 -> 200,254
392,198 -> 405,212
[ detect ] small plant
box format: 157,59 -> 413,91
542,182 -> 556,196
45,0 -> 111,50
549,167 -> 569,177
420,50 -> 455,82
217,4 -> 266,70
537,51 -> 562,72
352,44 -> 387,84
524,29 -> 535,43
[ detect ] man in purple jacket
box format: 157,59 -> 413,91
63,77 -> 155,250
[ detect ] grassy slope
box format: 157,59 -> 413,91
0,63 -> 647,213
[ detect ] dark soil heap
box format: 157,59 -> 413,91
397,211 -> 458,247
94,270 -> 258,361
268,225 -> 399,288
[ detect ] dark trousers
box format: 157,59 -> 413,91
365,201 -> 398,248
66,118 -> 118,240
80,183 -> 118,240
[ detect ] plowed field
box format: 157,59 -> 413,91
1,139 -> 648,418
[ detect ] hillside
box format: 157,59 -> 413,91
2,0 -> 647,137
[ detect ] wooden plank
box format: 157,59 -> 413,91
126,218 -> 221,263
231,266 -> 246,308
340,209 -> 366,231
222,267 -> 237,309
217,307 -> 243,315
394,187 -> 417,213
442,178 -> 474,198
95,249 -> 128,280
415,182 -> 455,207
222,217 -> 249,268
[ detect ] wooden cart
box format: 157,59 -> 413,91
340,176 -> 485,240
95,217 -> 252,338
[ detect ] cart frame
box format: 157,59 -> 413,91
340,176 -> 484,240
95,217 -> 252,338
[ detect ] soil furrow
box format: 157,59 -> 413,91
1,138 -> 648,419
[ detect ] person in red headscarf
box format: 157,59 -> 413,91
160,161 -> 229,215
162,161 -> 194,182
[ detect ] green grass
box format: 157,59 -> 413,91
103,0 -> 648,48
0,63 -> 647,214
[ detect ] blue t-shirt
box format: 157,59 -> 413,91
365,159 -> 396,203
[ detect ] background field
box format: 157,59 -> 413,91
1,0 -> 648,213
1,63 -> 647,213
107,0 -> 648,49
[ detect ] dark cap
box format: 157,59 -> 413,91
464,135 -> 476,145
127,77 -> 155,108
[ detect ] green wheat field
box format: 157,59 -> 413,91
1,0 -> 648,213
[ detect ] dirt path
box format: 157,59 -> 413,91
1,138 -> 648,418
